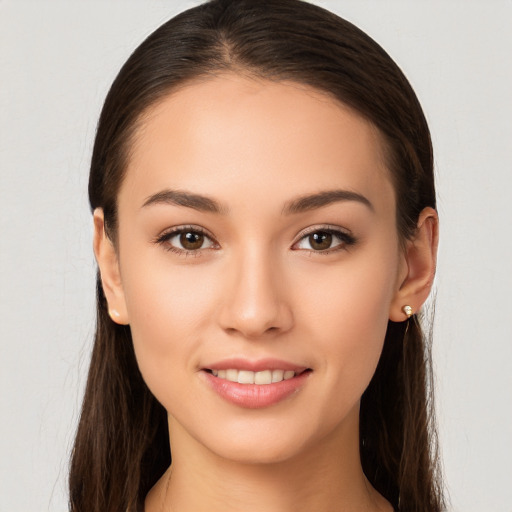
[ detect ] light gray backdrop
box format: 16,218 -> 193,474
1,1 -> 511,511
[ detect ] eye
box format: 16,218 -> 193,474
293,227 -> 356,253
155,226 -> 217,254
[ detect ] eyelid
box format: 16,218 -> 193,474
153,224 -> 213,240
293,224 -> 354,242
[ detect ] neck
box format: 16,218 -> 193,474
146,404 -> 391,512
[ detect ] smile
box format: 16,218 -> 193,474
202,364 -> 312,408
209,369 -> 298,385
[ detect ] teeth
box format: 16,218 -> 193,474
211,368 -> 297,384
238,370 -> 255,384
271,369 -> 284,382
226,369 -> 238,381
254,370 -> 272,385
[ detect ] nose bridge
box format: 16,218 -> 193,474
219,242 -> 293,338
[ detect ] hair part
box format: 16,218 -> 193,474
71,1 -> 444,510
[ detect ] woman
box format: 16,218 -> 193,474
69,0 -> 444,510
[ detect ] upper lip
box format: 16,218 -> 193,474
202,357 -> 309,373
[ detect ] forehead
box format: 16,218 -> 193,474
121,74 -> 394,215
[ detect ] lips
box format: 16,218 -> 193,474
201,358 -> 312,408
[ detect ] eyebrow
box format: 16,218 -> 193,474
282,189 -> 374,215
141,188 -> 374,215
141,189 -> 226,214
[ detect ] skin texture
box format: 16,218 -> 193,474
94,74 -> 438,512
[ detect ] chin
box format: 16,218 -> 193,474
207,435 -> 309,466
188,409 -> 349,467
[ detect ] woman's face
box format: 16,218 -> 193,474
111,74 -> 407,463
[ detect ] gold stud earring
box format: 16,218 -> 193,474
402,305 -> 413,319
109,309 -> 121,320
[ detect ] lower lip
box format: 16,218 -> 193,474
202,370 -> 311,409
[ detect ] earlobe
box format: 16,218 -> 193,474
389,207 -> 439,322
93,208 -> 129,325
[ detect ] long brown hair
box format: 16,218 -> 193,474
70,1 -> 444,510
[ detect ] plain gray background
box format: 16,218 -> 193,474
1,1 -> 511,510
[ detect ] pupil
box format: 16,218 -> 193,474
310,232 -> 332,250
180,232 -> 204,250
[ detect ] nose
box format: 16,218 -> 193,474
218,248 -> 294,339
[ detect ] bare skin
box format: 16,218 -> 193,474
94,74 -> 438,512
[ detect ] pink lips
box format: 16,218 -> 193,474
201,358 -> 311,409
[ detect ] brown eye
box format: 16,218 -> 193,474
308,232 -> 332,250
158,227 -> 216,253
294,228 -> 356,253
180,231 -> 205,250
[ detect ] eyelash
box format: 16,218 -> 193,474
154,225 -> 356,256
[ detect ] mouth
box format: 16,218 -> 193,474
204,368 -> 312,385
200,358 -> 312,408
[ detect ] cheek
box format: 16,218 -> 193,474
120,255 -> 220,399
295,247 -> 398,391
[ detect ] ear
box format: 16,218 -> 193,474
389,207 -> 439,322
93,208 -> 129,325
